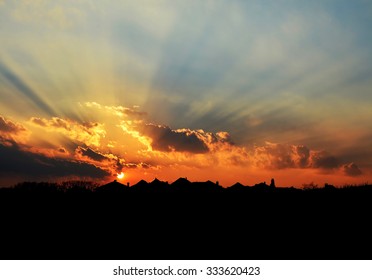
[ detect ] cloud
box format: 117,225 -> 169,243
30,117 -> 106,147
84,102 -> 147,118
0,115 -> 29,144
74,146 -> 121,174
58,147 -> 67,153
0,115 -> 26,134
1,100 -> 365,185
119,115 -> 240,155
215,131 -> 234,144
141,123 -> 209,153
253,142 -> 309,169
75,146 -> 108,162
0,141 -> 110,182
341,163 -> 362,177
29,117 -> 47,127
0,113 -> 149,183
106,105 -> 147,118
310,151 -> 340,169
25,109 -> 151,176
294,145 -> 311,168
252,142 -> 362,177
119,119 -> 253,170
84,102 -> 232,155
74,146 -> 148,175
118,117 -> 363,176
121,121 -> 226,154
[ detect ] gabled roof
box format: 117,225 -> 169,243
171,177 -> 191,186
97,180 -> 128,192
229,182 -> 246,189
132,180 -> 149,188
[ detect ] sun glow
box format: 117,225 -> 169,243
117,172 -> 125,180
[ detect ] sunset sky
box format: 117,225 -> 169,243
1,0 -> 372,187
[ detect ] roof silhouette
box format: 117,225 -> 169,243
132,179 -> 149,189
96,180 -> 128,192
150,178 -> 168,186
171,177 -> 191,186
228,182 -> 246,189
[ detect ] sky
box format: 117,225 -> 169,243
1,0 -> 372,187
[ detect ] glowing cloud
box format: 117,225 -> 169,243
30,117 -> 106,147
0,115 -> 24,133
0,115 -> 30,144
251,142 -> 362,177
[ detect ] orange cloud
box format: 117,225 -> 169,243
75,146 -> 109,162
0,115 -> 30,144
30,117 -> 106,147
2,101 -> 361,185
0,107 -> 367,187
0,115 -> 26,133
115,115 -> 362,180
253,142 -> 309,169
25,146 -> 71,159
252,142 -> 362,177
73,146 -> 149,177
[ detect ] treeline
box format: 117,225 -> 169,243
0,178 -> 371,195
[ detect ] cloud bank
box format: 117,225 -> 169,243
0,105 -> 365,186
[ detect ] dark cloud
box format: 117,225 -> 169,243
0,141 -> 110,182
50,118 -> 70,130
0,115 -> 26,133
123,107 -> 147,117
76,146 -> 107,162
30,117 -> 47,127
30,117 -> 70,130
82,121 -> 102,129
116,160 -> 152,170
0,61 -> 56,116
295,145 -> 310,168
311,152 -> 340,169
255,142 -> 296,169
342,163 -> 362,177
75,146 -> 146,173
254,142 -> 358,173
141,124 -> 209,153
58,147 -> 67,153
31,117 -> 101,131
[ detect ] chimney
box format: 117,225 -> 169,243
270,178 -> 276,188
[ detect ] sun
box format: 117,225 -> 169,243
117,172 -> 125,180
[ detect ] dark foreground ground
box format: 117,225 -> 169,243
0,180 -> 371,260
